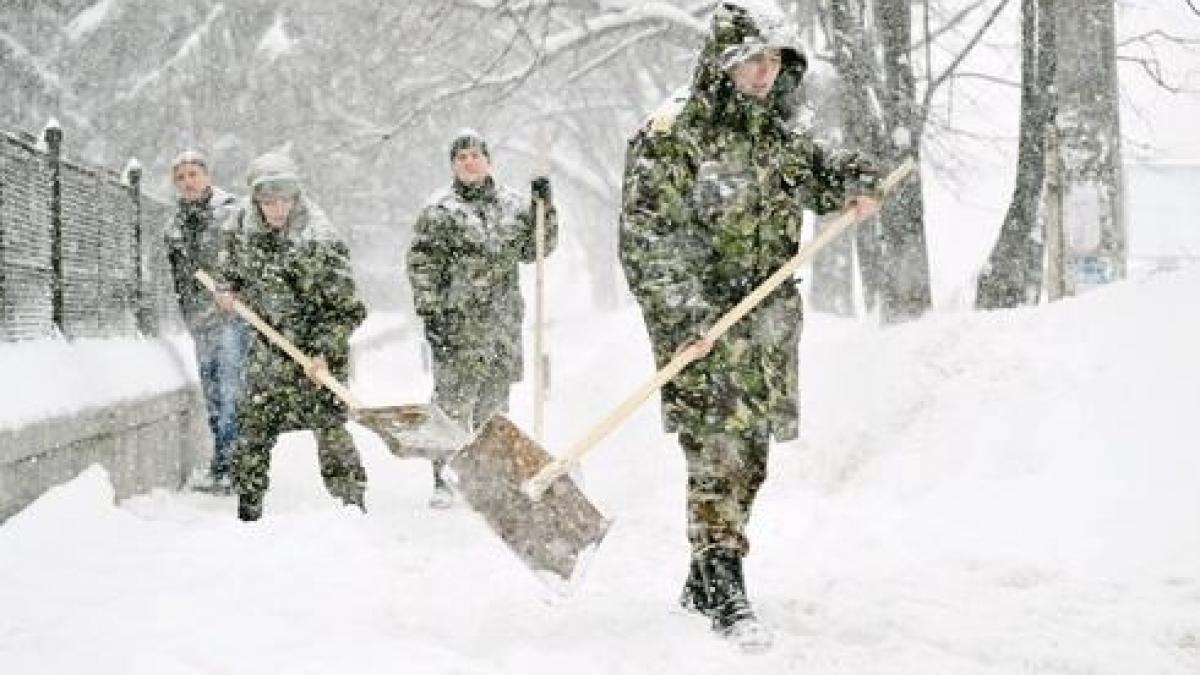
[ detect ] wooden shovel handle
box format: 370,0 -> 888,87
524,158 -> 916,498
193,269 -> 363,409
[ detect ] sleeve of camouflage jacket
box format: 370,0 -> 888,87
213,209 -> 248,293
406,207 -> 451,324
787,136 -> 880,216
618,130 -> 719,356
513,199 -> 559,263
296,241 -> 366,371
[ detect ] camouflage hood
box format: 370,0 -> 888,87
685,1 -> 807,125
239,152 -> 339,244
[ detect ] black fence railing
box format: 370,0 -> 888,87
0,125 -> 181,341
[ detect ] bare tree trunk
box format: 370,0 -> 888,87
976,0 -> 1056,309
821,0 -> 888,314
1054,0 -> 1126,289
876,0 -> 931,322
1044,125 -> 1068,301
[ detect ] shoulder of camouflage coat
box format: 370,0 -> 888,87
415,188 -> 460,232
294,197 -> 342,245
640,86 -> 691,137
494,183 -> 526,213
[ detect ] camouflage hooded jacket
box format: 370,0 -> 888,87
406,177 -> 558,384
619,2 -> 875,441
165,185 -> 240,332
216,157 -> 366,430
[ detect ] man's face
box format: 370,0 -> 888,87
451,147 -> 491,185
729,48 -> 783,100
256,194 -> 296,229
172,162 -> 211,202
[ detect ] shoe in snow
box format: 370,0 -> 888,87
702,549 -> 774,652
238,494 -> 263,522
679,558 -> 715,616
428,485 -> 454,509
193,473 -> 233,495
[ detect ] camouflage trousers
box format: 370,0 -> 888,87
431,354 -> 511,432
679,428 -> 770,557
232,412 -> 367,506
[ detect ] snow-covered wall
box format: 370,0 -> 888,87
0,334 -> 210,522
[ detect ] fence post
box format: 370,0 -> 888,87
44,119 -> 63,334
125,158 -> 152,334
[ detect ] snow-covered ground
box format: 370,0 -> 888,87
2,262 -> 1198,674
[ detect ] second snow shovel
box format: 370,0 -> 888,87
194,270 -> 467,461
448,158 -> 915,586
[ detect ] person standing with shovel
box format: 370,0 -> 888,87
407,131 -> 558,508
619,2 -> 881,650
211,152 -> 369,522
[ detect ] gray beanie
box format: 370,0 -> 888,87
171,149 -> 208,170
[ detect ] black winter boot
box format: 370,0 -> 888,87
701,549 -> 773,652
679,558 -> 715,616
237,493 -> 263,522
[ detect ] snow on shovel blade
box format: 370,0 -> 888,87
448,414 -> 611,588
353,403 -> 468,461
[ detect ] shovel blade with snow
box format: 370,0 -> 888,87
352,402 -> 467,461
448,414 -> 610,588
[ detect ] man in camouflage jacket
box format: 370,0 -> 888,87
407,131 -> 558,508
214,152 -> 368,522
619,1 -> 880,649
164,150 -> 246,492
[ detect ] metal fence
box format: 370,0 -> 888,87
0,126 -> 181,341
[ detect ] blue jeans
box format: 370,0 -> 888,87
193,318 -> 249,478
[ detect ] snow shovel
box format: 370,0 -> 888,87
448,158 -> 915,586
194,270 -> 468,461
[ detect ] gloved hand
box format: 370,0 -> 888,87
531,176 -> 552,204
841,154 -> 882,195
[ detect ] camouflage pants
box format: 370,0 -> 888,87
431,354 -> 511,432
679,428 -> 769,557
232,414 -> 367,506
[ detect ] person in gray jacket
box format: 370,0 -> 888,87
165,150 -> 247,493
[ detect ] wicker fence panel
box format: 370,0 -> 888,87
0,127 -> 180,342
0,134 -> 54,341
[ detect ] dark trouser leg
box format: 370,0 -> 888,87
231,406 -> 278,521
679,429 -> 769,557
429,356 -> 482,503
679,429 -> 771,641
473,378 -> 510,430
313,426 -> 367,509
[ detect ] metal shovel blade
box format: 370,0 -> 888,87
448,414 -> 611,587
353,403 -> 468,461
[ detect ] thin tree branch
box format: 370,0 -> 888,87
911,1 -> 983,52
1118,55 -> 1198,93
1117,28 -> 1200,49
918,0 -> 1012,136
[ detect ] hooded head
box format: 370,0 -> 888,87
688,2 -> 807,121
245,152 -> 303,230
246,151 -> 302,200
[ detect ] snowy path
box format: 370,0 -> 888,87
2,268 -> 1199,674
